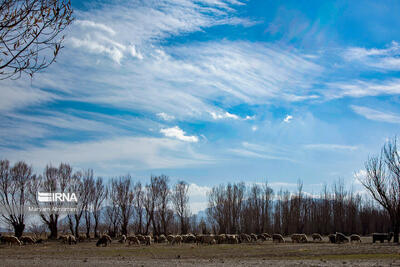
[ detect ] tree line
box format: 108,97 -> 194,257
0,139 -> 399,242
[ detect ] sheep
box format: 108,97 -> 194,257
96,234 -> 112,247
167,234 -> 175,244
78,233 -> 88,242
216,234 -> 226,244
312,233 -> 323,242
250,233 -> 258,242
0,235 -> 21,246
118,234 -> 127,243
272,234 -> 285,243
195,234 -> 203,245
172,235 -> 183,245
157,234 -> 167,243
145,235 -> 152,245
335,232 -> 349,243
185,233 -> 196,243
20,236 -> 35,245
226,234 -> 239,244
291,234 -> 307,243
127,236 -> 140,246
372,232 -> 393,243
201,234 -> 216,245
350,234 -> 361,243
328,234 -> 336,243
68,235 -> 77,245
136,234 -> 146,244
58,234 -> 69,244
239,233 -> 251,243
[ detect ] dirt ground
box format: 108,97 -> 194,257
1,236 -> 400,266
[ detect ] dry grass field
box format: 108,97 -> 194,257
0,236 -> 399,266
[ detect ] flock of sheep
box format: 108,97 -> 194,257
0,232 -> 393,247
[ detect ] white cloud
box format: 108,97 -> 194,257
343,41 -> 400,71
244,115 -> 256,120
351,105 -> 400,123
303,143 -> 358,151
156,112 -> 175,121
160,126 -> 199,142
75,20 -> 116,36
210,111 -> 239,120
283,115 -> 293,123
188,183 -> 211,198
251,125 -> 258,131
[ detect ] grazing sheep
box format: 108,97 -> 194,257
195,234 -> 203,245
158,234 -> 167,243
136,234 -> 146,244
96,234 -> 112,247
78,234 -> 87,242
312,233 -> 323,242
167,235 -> 175,244
172,235 -> 183,245
145,235 -> 152,245
201,234 -> 216,245
239,233 -> 251,243
328,234 -> 336,243
0,235 -> 21,246
68,235 -> 77,245
272,234 -> 285,243
20,236 -> 35,245
118,234 -> 127,243
216,234 -> 226,244
58,235 -> 69,244
127,236 -> 140,246
291,234 -> 307,243
350,234 -> 361,243
250,233 -> 258,242
183,233 -> 196,243
372,232 -> 394,243
226,234 -> 239,244
335,232 -> 349,243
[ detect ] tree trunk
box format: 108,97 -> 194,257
394,224 -> 399,243
94,218 -> 99,238
48,221 -> 58,239
12,222 -> 25,238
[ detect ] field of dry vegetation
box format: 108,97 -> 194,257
1,236 -> 399,266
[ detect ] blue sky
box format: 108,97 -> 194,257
1,0 -> 400,212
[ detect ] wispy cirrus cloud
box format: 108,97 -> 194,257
303,143 -> 358,151
2,136 -> 212,174
351,105 -> 400,124
229,142 -> 296,162
343,41 -> 400,71
325,79 -> 400,99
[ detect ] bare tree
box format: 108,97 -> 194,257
153,175 -> 172,235
112,175 -> 134,236
104,181 -> 120,237
0,0 -> 73,79
28,163 -> 72,239
67,169 -> 93,237
172,181 -> 190,234
0,160 -> 34,237
361,138 -> 400,243
133,182 -> 144,234
92,176 -> 106,238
